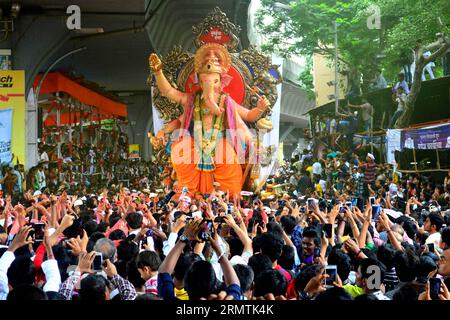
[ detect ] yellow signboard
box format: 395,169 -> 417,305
0,70 -> 25,167
129,144 -> 140,159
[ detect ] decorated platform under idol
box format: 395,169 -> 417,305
149,8 -> 281,197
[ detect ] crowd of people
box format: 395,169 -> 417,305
0,140 -> 449,301
0,146 -> 162,200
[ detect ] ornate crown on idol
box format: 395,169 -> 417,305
194,43 -> 231,75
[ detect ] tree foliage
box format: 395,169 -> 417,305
256,0 -> 450,126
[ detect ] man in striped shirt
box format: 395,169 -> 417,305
361,153 -> 377,198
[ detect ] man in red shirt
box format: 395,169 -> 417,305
361,153 -> 377,198
244,200 -> 268,226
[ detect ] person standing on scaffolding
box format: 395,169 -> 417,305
348,96 -> 374,134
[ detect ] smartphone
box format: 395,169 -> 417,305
325,265 -> 337,287
427,243 -> 435,253
307,198 -> 315,210
141,237 -> 147,250
313,247 -> 321,258
278,200 -> 286,207
227,204 -> 233,215
429,278 -> 442,300
369,197 -> 376,206
323,223 -> 333,238
339,206 -> 346,214
142,236 -> 154,251
300,207 -> 306,213
351,197 -> 358,206
199,220 -> 214,242
316,224 -> 324,237
32,222 -> 45,242
92,252 -> 103,271
345,201 -> 353,211
372,205 -> 381,221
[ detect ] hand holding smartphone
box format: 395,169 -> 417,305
372,205 -> 381,222
429,277 -> 442,300
323,223 -> 333,238
325,265 -> 337,288
31,222 -> 45,242
92,252 -> 103,271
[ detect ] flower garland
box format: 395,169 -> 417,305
193,92 -> 225,172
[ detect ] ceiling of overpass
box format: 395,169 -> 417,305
13,0 -> 311,126
18,0 -> 146,13
20,0 -> 250,93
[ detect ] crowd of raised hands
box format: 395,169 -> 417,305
0,183 -> 449,301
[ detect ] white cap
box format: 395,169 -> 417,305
33,190 -> 42,197
367,153 -> 375,160
149,193 -> 158,198
74,199 -> 83,207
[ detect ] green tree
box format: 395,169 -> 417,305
256,0 -> 450,127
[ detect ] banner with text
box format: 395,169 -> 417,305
0,108 -> 13,164
401,123 -> 450,150
129,144 -> 140,159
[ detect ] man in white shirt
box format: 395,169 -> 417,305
424,213 -> 445,251
422,51 -> 435,80
289,173 -> 299,187
369,69 -> 388,91
389,87 -> 407,128
39,143 -> 49,169
0,226 -> 60,300
356,258 -> 391,300
35,164 -> 47,191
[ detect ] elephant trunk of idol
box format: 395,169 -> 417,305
202,82 -> 222,116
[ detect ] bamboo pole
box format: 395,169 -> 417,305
397,169 -> 447,173
436,149 -> 441,169
412,148 -> 418,172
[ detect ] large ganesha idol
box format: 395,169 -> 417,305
148,7 -> 281,197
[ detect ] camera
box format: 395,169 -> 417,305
157,190 -> 176,210
214,216 -> 226,224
